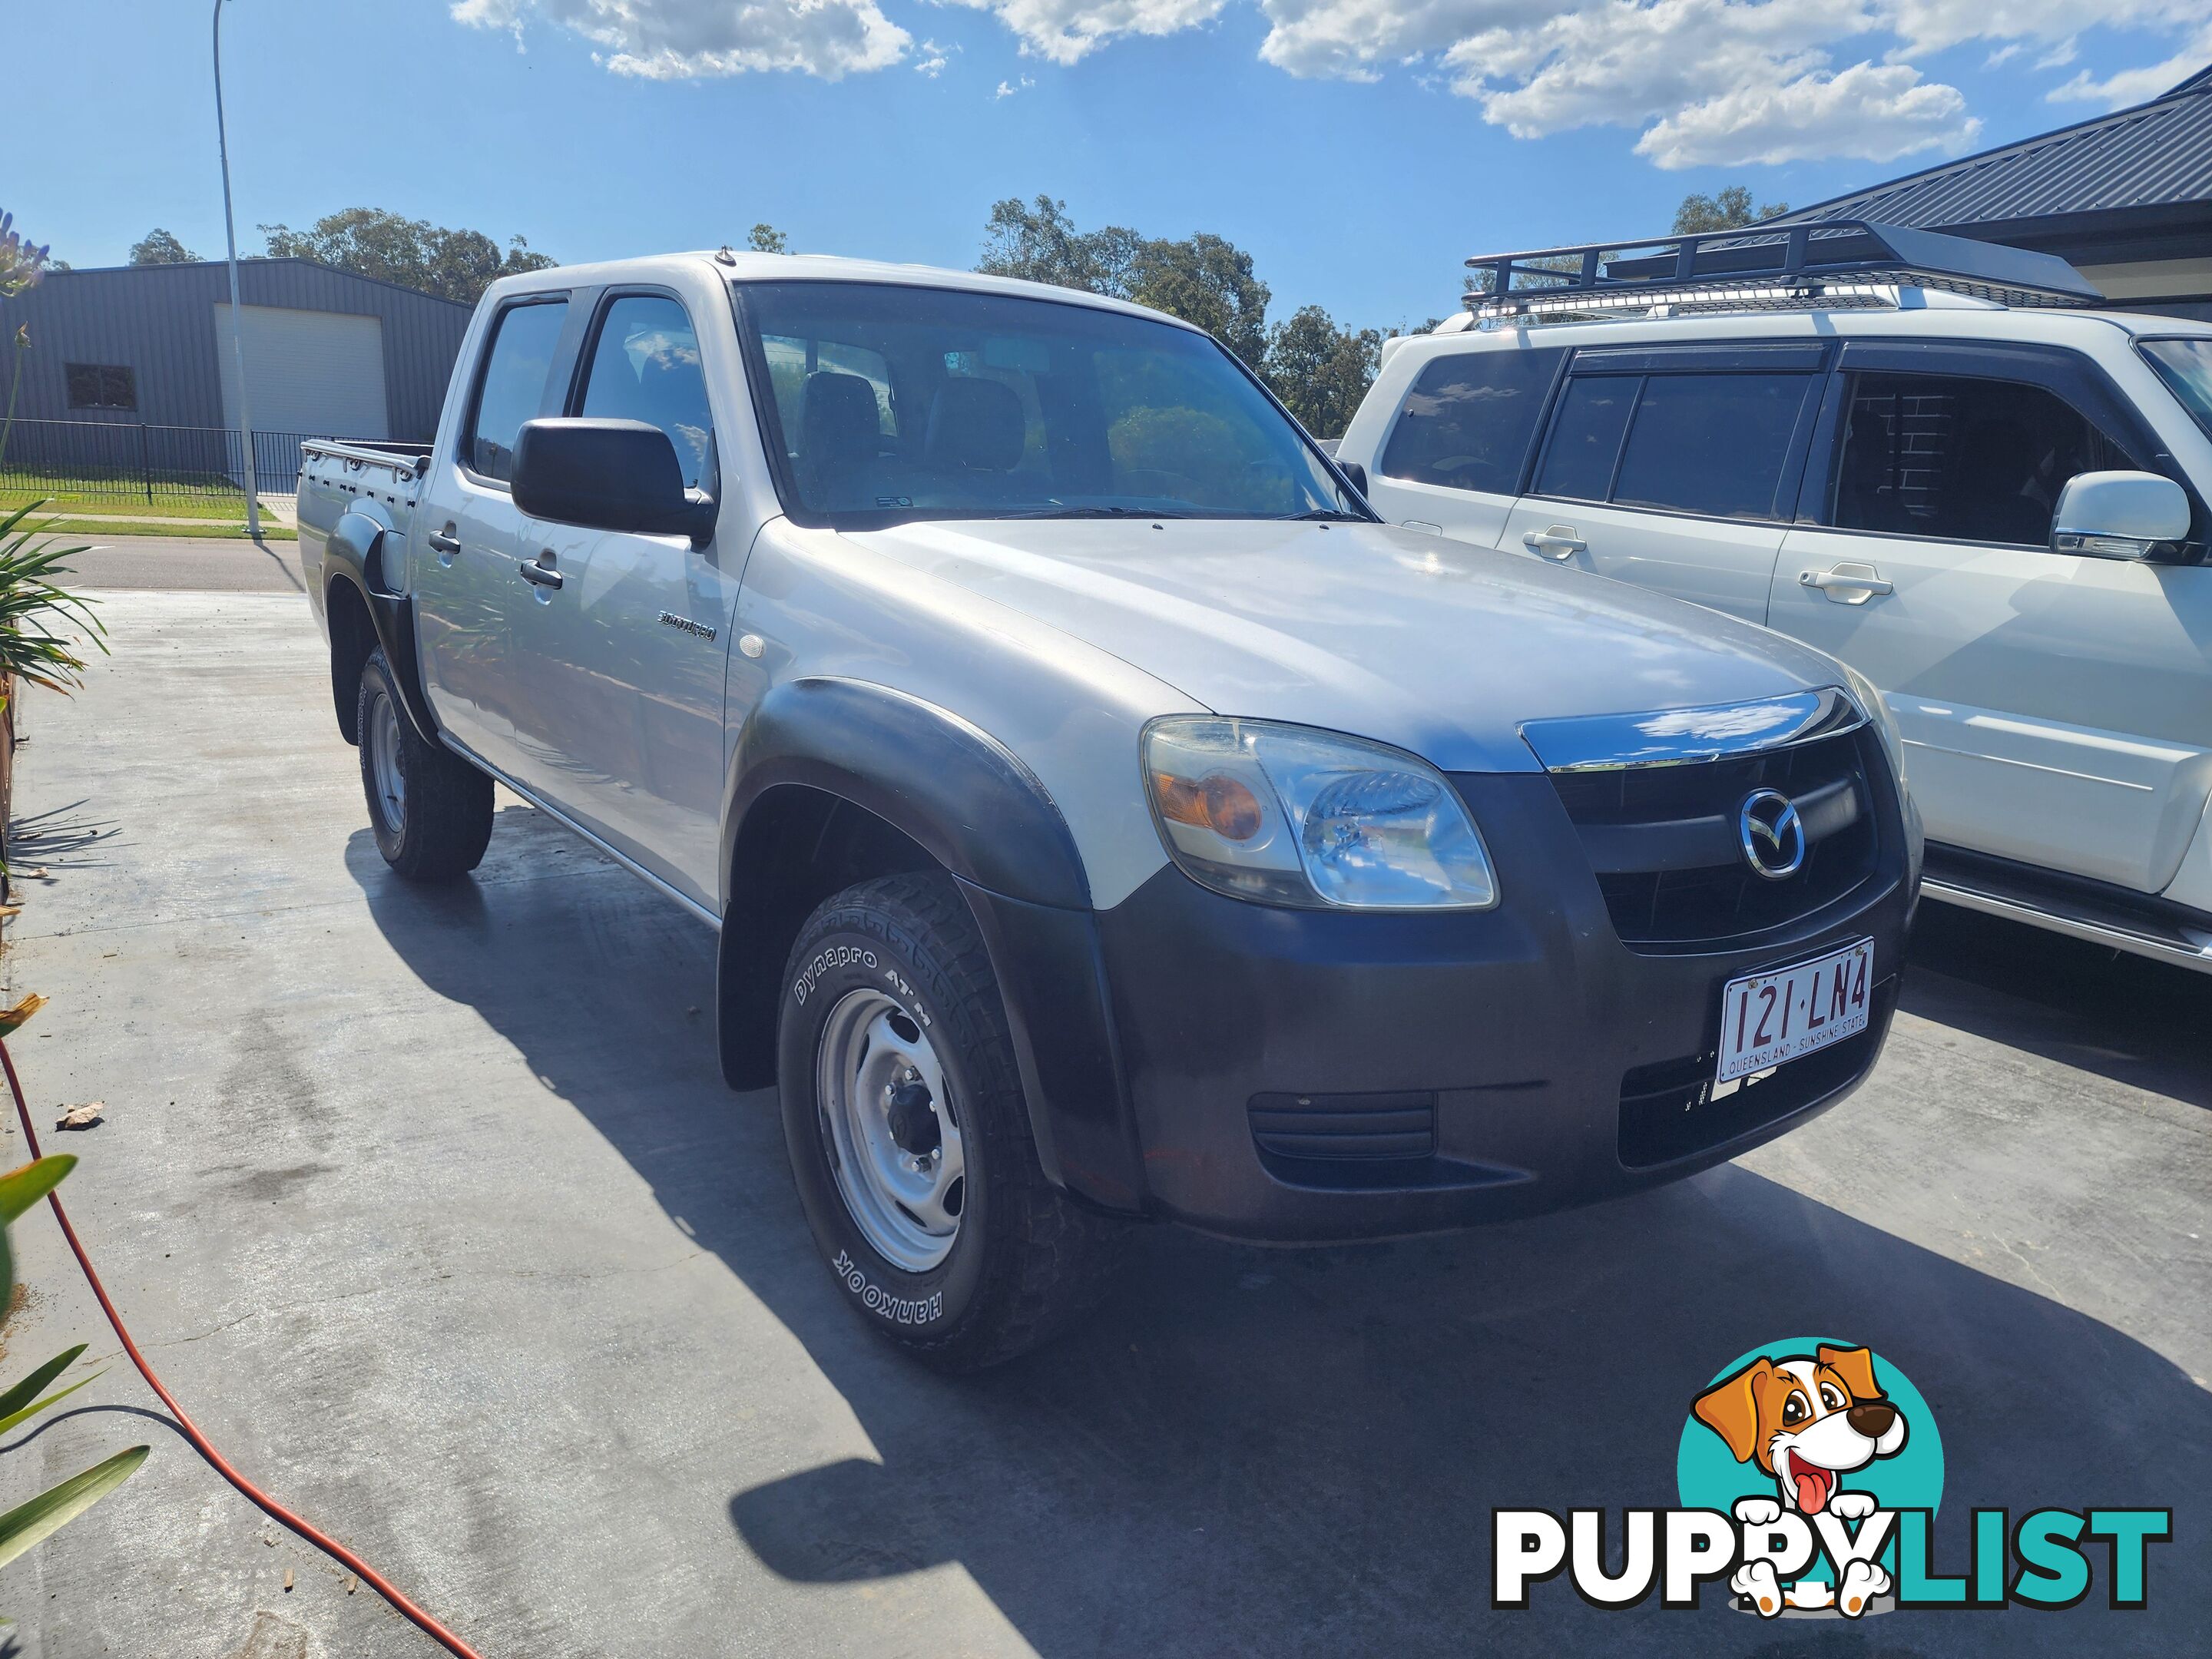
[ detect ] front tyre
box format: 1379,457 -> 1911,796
356,649 -> 493,882
778,873 -> 1124,1370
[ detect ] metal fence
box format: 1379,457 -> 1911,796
0,417 -> 335,508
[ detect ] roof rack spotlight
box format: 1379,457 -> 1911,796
1460,220 -> 2104,326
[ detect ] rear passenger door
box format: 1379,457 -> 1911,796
1770,343 -> 2212,894
1499,345 -> 1828,624
415,292 -> 574,780
1362,343 -> 1565,545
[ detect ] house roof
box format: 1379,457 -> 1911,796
1770,62 -> 2212,237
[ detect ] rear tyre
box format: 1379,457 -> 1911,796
356,649 -> 493,882
777,872 -> 1126,1370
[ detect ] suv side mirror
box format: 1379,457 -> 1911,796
512,418 -> 717,548
1339,461 -> 1369,499
2052,470 -> 2189,560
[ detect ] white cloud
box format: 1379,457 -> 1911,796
2049,25 -> 2212,108
453,0 -> 2212,169
1257,0 -> 1535,81
1636,59 -> 1979,167
995,75 -> 1037,95
946,0 -> 1229,66
450,0 -> 910,80
1432,0 -> 1983,167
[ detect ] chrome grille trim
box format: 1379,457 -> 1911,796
1520,687 -> 1866,774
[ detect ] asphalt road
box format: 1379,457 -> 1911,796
47,534 -> 306,594
0,587 -> 2203,1658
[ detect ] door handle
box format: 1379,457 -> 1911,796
426,528 -> 461,556
1799,565 -> 1893,604
518,554 -> 564,591
1522,526 -> 1585,561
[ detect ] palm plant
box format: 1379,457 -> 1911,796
0,1155 -> 145,1575
0,502 -> 104,701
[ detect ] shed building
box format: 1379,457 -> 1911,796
0,257 -> 472,442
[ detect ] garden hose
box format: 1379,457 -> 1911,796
0,1035 -> 488,1659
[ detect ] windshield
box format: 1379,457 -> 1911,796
733,280 -> 1366,528
2141,338 -> 2212,442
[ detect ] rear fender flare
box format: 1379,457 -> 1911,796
324,510 -> 439,746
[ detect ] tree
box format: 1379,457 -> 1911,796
1128,233 -> 1271,373
1263,306 -> 1382,439
128,228 -> 199,265
977,195 -> 1135,296
747,223 -> 788,254
1671,186 -> 1789,235
258,208 -> 555,304
976,197 -> 1271,371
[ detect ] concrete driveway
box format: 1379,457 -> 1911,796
0,580 -> 2204,1657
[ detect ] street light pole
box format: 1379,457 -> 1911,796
213,0 -> 260,538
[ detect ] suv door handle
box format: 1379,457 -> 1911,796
1800,565 -> 1893,603
518,554 -> 565,591
1522,526 -> 1585,560
426,528 -> 461,556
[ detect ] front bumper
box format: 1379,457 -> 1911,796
976,770 -> 1912,1243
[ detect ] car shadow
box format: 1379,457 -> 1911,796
349,808 -> 2209,1657
1901,901 -> 2210,1111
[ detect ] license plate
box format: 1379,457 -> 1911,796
1716,939 -> 1874,1084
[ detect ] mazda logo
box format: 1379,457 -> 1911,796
1737,789 -> 1806,880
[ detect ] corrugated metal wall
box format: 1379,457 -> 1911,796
0,258 -> 472,439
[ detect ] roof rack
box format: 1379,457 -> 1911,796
1460,219 -> 2103,325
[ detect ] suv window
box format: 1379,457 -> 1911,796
1832,372 -> 2132,545
579,295 -> 716,491
1535,371 -> 1815,518
466,300 -> 568,482
1611,374 -> 1816,520
1379,347 -> 1561,495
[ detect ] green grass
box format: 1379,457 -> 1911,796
0,488 -> 280,522
31,516 -> 296,542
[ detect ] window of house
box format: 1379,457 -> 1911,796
1378,346 -> 1562,495
1610,373 -> 1816,520
578,295 -> 717,491
65,363 -> 137,411
1831,372 -> 2134,546
465,299 -> 568,483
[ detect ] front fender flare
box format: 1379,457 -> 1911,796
721,677 -> 1089,910
719,679 -> 1147,1214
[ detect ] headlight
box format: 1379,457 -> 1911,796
1839,664 -> 1906,787
1141,717 -> 1498,910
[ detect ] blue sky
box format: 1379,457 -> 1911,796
14,2 -> 2209,329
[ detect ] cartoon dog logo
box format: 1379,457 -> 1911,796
1694,1343 -> 1908,1616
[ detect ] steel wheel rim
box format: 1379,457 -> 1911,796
816,988 -> 966,1273
368,690 -> 406,836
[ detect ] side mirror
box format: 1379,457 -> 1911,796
1339,461 -> 1369,499
2051,470 -> 2189,560
512,418 -> 717,548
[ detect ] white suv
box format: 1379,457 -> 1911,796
1336,223 -> 2212,973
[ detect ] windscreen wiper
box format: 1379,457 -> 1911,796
1280,508 -> 1369,522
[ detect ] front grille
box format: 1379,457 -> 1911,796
1617,975 -> 1895,1167
1549,729 -> 1881,950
